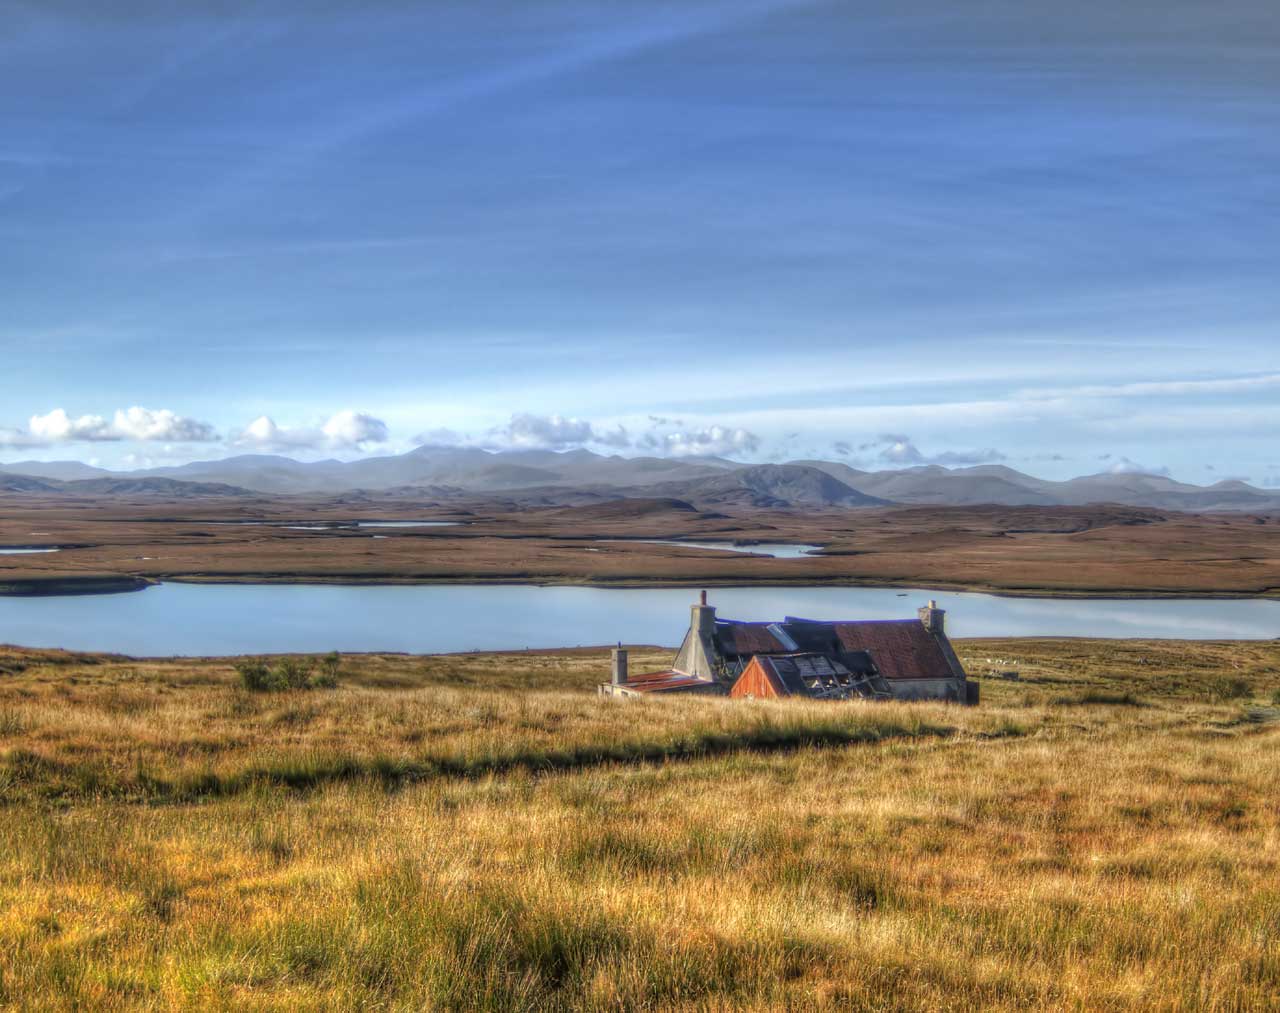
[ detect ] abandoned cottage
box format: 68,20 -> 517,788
600,593 -> 976,704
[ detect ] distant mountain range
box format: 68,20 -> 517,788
2,447 -> 1279,512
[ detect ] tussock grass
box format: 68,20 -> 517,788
1,639 -> 1279,1009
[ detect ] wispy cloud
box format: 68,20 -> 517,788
190,0 -> 818,217
1015,372 -> 1280,400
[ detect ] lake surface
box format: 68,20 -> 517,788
211,520 -> 460,528
1,583 -> 1276,656
357,521 -> 461,528
613,540 -> 822,558
0,548 -> 59,555
285,521 -> 462,531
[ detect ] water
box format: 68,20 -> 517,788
357,521 -> 461,528
0,583 -> 1276,656
0,548 -> 59,555
610,540 -> 822,559
289,522 -> 463,530
208,520 -> 460,528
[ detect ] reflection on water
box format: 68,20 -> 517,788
357,521 -> 461,528
207,520 -> 460,528
609,540 -> 822,558
0,583 -> 1276,656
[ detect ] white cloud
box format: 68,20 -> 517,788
412,427 -> 468,449
29,409 -> 112,442
0,407 -> 217,447
321,410 -> 389,448
412,415 -> 754,458
414,414 -> 632,452
234,411 -> 390,451
110,406 -> 217,442
642,425 -> 760,458
864,434 -> 1006,468
1106,457 -> 1171,477
499,413 -> 598,450
878,438 -> 925,465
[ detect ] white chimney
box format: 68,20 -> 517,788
918,600 -> 946,634
611,644 -> 628,685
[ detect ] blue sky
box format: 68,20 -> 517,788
2,1 -> 1278,484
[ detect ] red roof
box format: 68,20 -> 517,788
828,621 -> 954,681
621,670 -> 718,694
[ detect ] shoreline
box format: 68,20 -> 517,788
1,571 -> 1278,602
0,575 -> 153,597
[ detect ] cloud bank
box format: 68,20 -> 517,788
0,407 -> 217,447
860,434 -> 1006,468
233,411 -> 389,451
412,414 -> 761,458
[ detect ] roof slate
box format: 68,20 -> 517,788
825,620 -> 955,681
714,622 -> 788,657
713,616 -> 957,682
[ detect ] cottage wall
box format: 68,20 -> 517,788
728,657 -> 783,699
885,678 -> 964,702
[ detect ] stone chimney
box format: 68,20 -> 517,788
611,644 -> 628,685
918,600 -> 945,635
674,591 -> 721,680
691,590 -> 717,638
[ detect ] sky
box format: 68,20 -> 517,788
2,0 -> 1278,484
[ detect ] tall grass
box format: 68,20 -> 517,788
0,640 -> 1278,1009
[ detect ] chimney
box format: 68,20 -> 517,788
611,644 -> 628,685
691,590 -> 717,638
918,600 -> 945,635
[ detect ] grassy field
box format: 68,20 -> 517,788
1,639 -> 1279,1010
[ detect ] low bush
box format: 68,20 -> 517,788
1206,677 -> 1252,702
1053,690 -> 1149,708
236,655 -> 341,693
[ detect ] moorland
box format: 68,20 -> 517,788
1,638 -> 1278,1009
1,492 -> 1279,599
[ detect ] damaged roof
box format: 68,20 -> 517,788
748,653 -> 891,700
713,621 -> 789,657
713,616 -> 956,681
615,669 -> 719,694
823,620 -> 956,681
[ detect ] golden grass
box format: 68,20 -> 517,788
1,639 -> 1279,1009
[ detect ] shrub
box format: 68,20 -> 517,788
1053,690 -> 1149,708
275,657 -> 315,691
235,660 -> 278,693
235,655 -> 341,693
313,651 -> 342,689
1207,677 -> 1252,702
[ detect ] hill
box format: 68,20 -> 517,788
5,447 -> 1280,511
642,464 -> 890,509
